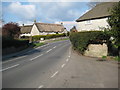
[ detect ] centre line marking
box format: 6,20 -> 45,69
38,85 -> 44,88
61,64 -> 66,68
51,71 -> 58,78
46,49 -> 52,53
30,54 -> 43,61
66,59 -> 69,62
0,64 -> 19,72
53,46 -> 56,49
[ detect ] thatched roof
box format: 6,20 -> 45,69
20,25 -> 33,34
76,2 -> 117,22
20,23 -> 66,34
35,23 -> 65,32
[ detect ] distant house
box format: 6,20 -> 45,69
20,25 -> 32,36
20,23 -> 67,36
76,2 -> 117,31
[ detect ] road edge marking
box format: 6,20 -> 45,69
3,56 -> 27,64
1,64 -> 19,72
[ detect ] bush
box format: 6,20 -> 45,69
69,31 -> 110,54
2,37 -> 29,49
32,33 -> 66,41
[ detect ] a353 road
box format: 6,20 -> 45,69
2,40 -> 118,88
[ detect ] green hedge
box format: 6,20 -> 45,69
2,37 -> 29,49
69,31 -> 110,54
32,33 -> 66,41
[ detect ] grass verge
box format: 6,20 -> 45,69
33,43 -> 45,48
114,56 -> 120,61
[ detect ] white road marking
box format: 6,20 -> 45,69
61,64 -> 66,68
38,85 -> 44,88
3,56 -> 27,64
66,59 -> 69,62
0,64 -> 19,72
51,71 -> 58,78
30,54 -> 43,61
32,44 -> 49,49
53,46 -> 56,49
46,49 -> 52,53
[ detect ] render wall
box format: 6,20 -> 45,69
76,18 -> 110,31
31,24 -> 40,36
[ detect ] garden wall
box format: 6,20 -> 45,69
84,43 -> 108,57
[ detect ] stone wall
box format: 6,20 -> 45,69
84,43 -> 108,57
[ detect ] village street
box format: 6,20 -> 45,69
2,40 -> 118,88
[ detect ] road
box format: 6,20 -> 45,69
2,40 -> 118,88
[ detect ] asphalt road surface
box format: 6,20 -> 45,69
2,40 -> 118,88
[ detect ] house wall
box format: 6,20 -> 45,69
20,33 -> 31,36
39,32 -> 56,35
31,24 -> 40,36
76,18 -> 110,31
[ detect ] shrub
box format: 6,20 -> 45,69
69,31 -> 110,54
32,35 -> 46,41
2,37 -> 29,49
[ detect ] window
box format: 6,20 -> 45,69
85,20 -> 92,25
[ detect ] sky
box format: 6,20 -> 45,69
2,1 -> 90,30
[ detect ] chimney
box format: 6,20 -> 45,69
61,22 -> 63,25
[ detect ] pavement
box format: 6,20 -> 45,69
2,40 -> 118,88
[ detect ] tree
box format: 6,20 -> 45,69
2,22 -> 21,39
107,2 -> 120,56
70,26 -> 78,33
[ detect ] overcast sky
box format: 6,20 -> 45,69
2,1 -> 90,30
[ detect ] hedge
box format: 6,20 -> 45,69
32,33 -> 66,41
69,31 -> 110,54
2,37 -> 29,49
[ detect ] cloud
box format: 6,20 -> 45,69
8,2 -> 36,20
32,2 -> 85,23
17,20 -> 34,26
3,2 -> 89,24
